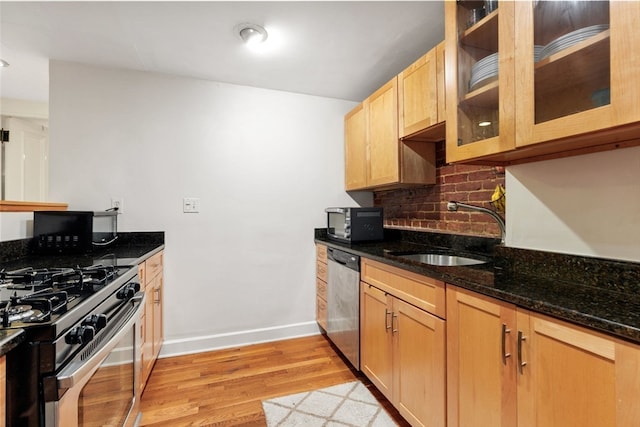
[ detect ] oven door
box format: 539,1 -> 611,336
46,292 -> 144,427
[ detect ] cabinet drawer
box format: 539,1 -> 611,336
316,296 -> 328,330
316,244 -> 327,263
316,278 -> 327,300
145,251 -> 163,283
361,258 -> 445,319
316,260 -> 328,282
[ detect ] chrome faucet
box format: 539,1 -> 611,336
447,201 -> 506,244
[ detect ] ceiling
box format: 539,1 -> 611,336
0,1 -> 444,103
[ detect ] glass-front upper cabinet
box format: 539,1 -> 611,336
529,1 -> 610,125
445,0 -> 516,163
446,1 -> 640,164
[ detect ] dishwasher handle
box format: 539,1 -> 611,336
327,247 -> 360,272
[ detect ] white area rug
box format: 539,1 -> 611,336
261,380 -> 399,427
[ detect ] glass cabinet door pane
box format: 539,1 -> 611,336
533,1 -> 610,124
456,1 -> 500,146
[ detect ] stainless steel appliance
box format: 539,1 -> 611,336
33,210 -> 119,253
1,263 -> 144,426
326,247 -> 360,370
325,207 -> 384,243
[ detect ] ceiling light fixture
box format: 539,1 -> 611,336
0,59 -> 9,68
238,23 -> 268,45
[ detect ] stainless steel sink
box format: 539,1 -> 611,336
396,253 -> 487,266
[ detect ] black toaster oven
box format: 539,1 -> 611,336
325,207 -> 384,243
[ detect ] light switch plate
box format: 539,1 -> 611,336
183,197 -> 200,213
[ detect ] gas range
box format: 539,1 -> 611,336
2,261 -> 143,426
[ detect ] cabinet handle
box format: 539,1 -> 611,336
501,323 -> 511,364
392,312 -> 398,334
517,331 -> 527,374
154,287 -> 161,304
385,309 -> 392,331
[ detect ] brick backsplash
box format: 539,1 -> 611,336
373,141 -> 506,238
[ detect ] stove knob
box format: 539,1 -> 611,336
130,282 -> 141,293
66,325 -> 95,345
117,285 -> 135,300
82,314 -> 108,332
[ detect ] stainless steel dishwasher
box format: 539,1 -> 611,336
326,247 -> 360,370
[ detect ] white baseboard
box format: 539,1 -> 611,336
158,321 -> 322,359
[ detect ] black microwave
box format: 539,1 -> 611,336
325,207 -> 384,243
33,210 -> 118,253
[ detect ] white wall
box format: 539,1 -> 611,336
506,146 -> 640,262
49,61 -> 369,356
0,212 -> 32,241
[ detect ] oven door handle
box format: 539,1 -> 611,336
57,293 -> 145,390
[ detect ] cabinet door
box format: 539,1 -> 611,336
152,275 -> 163,360
516,310 -> 640,427
142,283 -> 155,383
446,286 -> 517,427
435,41 -> 446,124
445,0 -> 516,163
367,78 -> 399,187
515,1 -> 640,148
0,356 -> 5,427
393,297 -> 446,427
344,103 -> 368,190
360,282 -> 394,400
398,49 -> 438,138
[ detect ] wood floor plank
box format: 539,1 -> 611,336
139,334 -> 410,426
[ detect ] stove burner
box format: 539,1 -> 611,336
0,267 -> 77,287
2,304 -> 41,323
0,264 -> 124,327
1,295 -> 55,326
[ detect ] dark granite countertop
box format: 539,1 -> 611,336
315,228 -> 640,345
0,231 -> 164,269
0,329 -> 25,357
0,232 -> 165,357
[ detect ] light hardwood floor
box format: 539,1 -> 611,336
139,334 -> 410,426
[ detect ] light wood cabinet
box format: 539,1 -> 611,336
446,286 -> 517,427
344,45 -> 443,191
445,0 -> 640,165
315,244 -> 328,330
516,310 -> 640,427
344,104 -> 368,190
447,285 -> 640,427
399,41 -> 446,142
0,355 -> 5,427
360,258 -> 446,427
139,250 -> 164,393
368,78 -> 401,187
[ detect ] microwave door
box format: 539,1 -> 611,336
327,212 -> 349,240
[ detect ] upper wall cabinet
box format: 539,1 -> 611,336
445,1 -> 640,165
399,41 -> 446,141
345,44 -> 444,191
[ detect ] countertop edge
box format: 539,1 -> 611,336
0,329 -> 25,357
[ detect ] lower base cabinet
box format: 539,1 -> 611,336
139,251 -> 164,394
0,355 -> 5,427
446,285 -> 517,427
360,259 -> 446,427
447,285 -> 640,427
